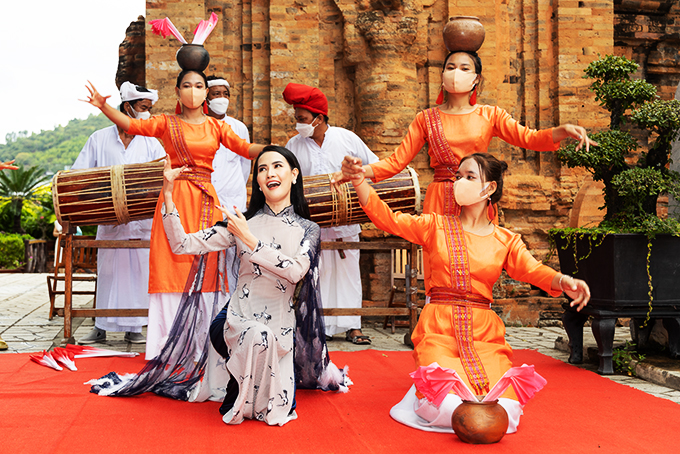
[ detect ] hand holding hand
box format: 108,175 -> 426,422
80,80 -> 111,110
162,155 -> 188,189
223,207 -> 258,250
162,155 -> 187,213
560,275 -> 591,312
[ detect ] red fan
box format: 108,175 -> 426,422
29,351 -> 62,371
52,347 -> 77,371
65,344 -> 139,358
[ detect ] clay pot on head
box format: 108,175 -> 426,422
176,44 -> 210,72
443,16 -> 485,53
451,399 -> 509,444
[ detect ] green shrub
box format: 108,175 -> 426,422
0,233 -> 34,269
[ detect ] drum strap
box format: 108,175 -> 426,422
423,108 -> 460,216
110,165 -> 131,224
167,116 -> 215,229
439,215 -> 491,395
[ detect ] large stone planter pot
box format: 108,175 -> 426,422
551,232 -> 680,374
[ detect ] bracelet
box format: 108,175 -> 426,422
559,274 -> 571,292
353,176 -> 366,186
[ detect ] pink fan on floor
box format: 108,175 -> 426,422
51,347 -> 77,371
29,351 -> 63,371
65,344 -> 139,358
410,363 -> 477,406
482,364 -> 548,405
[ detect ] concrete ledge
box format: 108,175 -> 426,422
555,335 -> 680,391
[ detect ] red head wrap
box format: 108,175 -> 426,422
282,83 -> 328,116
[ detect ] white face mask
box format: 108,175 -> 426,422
442,68 -> 477,94
209,98 -> 230,115
133,109 -> 151,120
454,177 -> 490,206
296,121 -> 317,138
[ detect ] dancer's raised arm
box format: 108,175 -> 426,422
80,81 -> 131,132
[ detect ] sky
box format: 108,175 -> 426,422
0,0 -> 146,144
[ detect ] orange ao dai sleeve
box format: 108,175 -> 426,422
369,106 -> 560,184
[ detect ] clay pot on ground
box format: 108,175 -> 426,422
450,399 -> 508,444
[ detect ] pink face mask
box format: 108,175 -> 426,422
454,177 -> 490,206
442,68 -> 477,94
179,87 -> 206,110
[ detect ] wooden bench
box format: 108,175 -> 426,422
47,235 -> 98,320
57,221 -> 420,344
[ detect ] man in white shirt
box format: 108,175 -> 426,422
74,82 -> 165,344
283,83 -> 379,344
205,75 -> 252,295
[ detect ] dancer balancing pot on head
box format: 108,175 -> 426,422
82,19 -> 266,371
335,18 -> 597,220
161,146 -> 348,425
82,73 -> 265,357
333,19 -> 598,290
84,13 -> 266,404
343,152 -> 590,433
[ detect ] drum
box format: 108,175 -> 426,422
303,167 -> 421,228
52,161 -> 164,226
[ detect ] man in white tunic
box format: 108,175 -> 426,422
205,75 -> 251,296
75,82 -> 165,344
283,83 -> 378,344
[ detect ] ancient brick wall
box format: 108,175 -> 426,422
126,0 -> 680,306
116,16 -> 146,89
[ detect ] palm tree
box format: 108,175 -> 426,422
0,165 -> 50,233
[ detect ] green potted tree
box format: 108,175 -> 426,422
551,55 -> 680,374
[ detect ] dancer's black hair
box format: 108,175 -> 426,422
244,145 -> 311,220
176,69 -> 208,88
443,50 -> 483,75
459,152 -> 508,205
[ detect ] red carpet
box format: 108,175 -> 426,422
1,349 -> 679,454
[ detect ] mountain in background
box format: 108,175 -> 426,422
0,114 -> 113,174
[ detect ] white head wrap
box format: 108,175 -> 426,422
119,81 -> 159,104
207,78 -> 230,88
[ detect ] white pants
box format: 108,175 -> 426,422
145,292 -> 226,360
94,248 -> 150,333
390,385 -> 523,433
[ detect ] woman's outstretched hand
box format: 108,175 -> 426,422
80,80 -> 111,110
554,124 -> 598,152
0,159 -> 19,170
560,275 -> 591,312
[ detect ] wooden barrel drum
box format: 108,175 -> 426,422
53,162 -> 421,228
303,167 -> 421,228
52,161 -> 164,226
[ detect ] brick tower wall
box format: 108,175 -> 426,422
119,0 -> 679,312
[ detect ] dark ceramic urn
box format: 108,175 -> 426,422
176,44 -> 210,72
